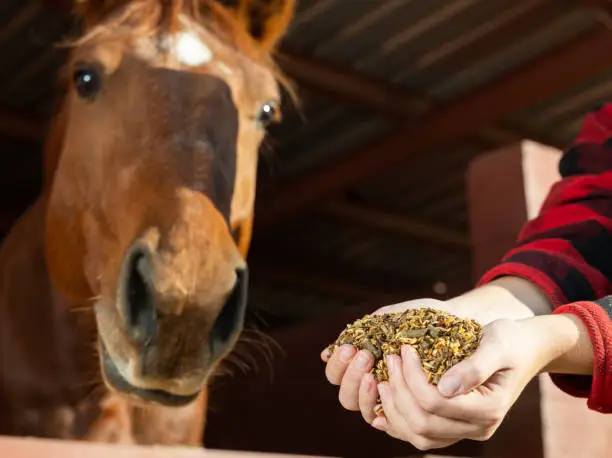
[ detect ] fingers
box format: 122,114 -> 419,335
324,345 -> 356,385
377,382 -> 408,436
399,345 -> 466,419
323,318 -> 522,450
437,335 -> 507,397
388,351 -> 488,440
371,414 -> 388,431
326,343 -> 509,449
377,378 -> 461,450
323,344 -> 378,414
358,373 -> 378,424
400,345 -> 511,426
320,348 -> 331,362
338,350 -> 374,411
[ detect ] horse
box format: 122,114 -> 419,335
0,0 -> 295,446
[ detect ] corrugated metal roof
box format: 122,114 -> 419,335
284,0 -> 597,100
267,90 -> 394,179
262,0 -> 608,201
1,0 -> 612,322
507,66 -> 612,145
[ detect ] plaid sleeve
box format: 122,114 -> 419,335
551,298 -> 611,413
478,103 -> 612,413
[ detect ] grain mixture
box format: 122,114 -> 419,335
325,308 -> 482,384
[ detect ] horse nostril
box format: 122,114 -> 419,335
209,267 -> 248,362
119,242 -> 157,347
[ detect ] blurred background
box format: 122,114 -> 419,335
1,0 -> 612,457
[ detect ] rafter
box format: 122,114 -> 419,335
256,27 -> 612,228
250,259 -> 461,305
275,50 -> 431,119
276,51 -> 550,149
251,262 -> 397,303
319,200 -> 471,250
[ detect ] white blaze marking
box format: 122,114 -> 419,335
173,31 -> 213,66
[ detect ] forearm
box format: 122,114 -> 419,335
447,276 -> 554,321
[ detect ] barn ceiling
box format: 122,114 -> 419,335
2,0 -> 612,327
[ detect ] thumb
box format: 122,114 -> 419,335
437,340 -> 501,397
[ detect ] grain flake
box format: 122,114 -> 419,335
325,308 -> 482,384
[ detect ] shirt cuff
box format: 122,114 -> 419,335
550,301 -> 611,414
477,262 -> 568,308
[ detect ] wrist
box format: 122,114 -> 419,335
524,314 -> 594,375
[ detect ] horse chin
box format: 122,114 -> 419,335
98,338 -> 201,408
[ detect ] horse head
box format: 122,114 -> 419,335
43,0 -> 294,407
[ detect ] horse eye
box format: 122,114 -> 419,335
73,66 -> 102,100
256,101 -> 278,128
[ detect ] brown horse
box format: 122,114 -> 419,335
0,0 -> 294,446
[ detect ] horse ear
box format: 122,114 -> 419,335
222,0 -> 296,51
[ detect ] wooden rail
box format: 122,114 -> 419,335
0,435 -> 467,458
0,436 -> 326,458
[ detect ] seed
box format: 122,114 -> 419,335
325,308 -> 482,385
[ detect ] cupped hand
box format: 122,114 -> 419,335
370,317 -> 557,450
321,299 -> 442,412
320,297 -> 491,417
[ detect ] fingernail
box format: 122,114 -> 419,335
377,382 -> 388,398
356,350 -> 372,370
401,345 -> 418,359
438,375 -> 461,397
386,354 -> 399,375
372,417 -> 386,430
362,373 -> 375,393
339,345 -> 355,363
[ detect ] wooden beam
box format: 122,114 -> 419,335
319,200 -> 470,250
256,27 -> 612,228
252,262 -> 396,303
250,259 -> 461,304
0,436 -> 327,458
277,51 -> 551,149
276,50 -> 431,118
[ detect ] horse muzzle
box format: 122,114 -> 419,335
96,240 -> 249,406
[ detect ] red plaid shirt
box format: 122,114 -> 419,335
479,104 -> 612,414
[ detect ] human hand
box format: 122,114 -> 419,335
321,297 -> 485,415
321,277 -> 553,417
369,315 -> 574,450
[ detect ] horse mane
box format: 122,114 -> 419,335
70,0 -> 295,100
72,1 -> 276,67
